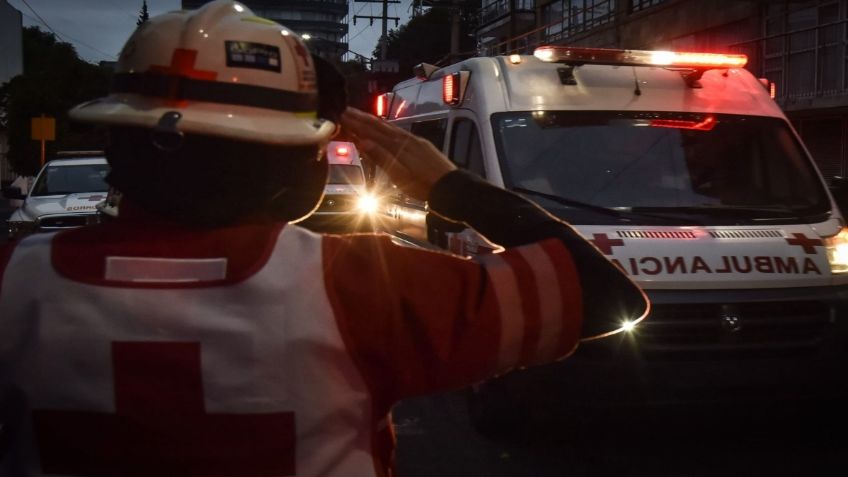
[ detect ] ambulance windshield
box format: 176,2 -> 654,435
492,112 -> 831,224
31,163 -> 110,197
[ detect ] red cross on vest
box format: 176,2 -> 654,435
785,232 -> 823,254
590,233 -> 624,255
149,49 -> 218,81
33,342 -> 295,476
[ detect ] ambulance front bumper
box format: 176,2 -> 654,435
497,285 -> 848,409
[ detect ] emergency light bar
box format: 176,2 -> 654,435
533,46 -> 748,69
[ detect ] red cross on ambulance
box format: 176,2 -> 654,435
785,232 -> 824,254
589,233 -> 625,255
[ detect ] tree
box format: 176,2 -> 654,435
0,27 -> 111,175
137,0 -> 150,26
334,59 -> 372,111
374,3 -> 478,77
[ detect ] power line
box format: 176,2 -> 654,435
18,10 -> 118,61
19,0 -> 62,40
345,1 -> 376,60
99,0 -> 139,22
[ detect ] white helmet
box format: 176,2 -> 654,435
70,0 -> 334,146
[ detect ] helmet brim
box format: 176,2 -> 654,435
70,93 -> 336,146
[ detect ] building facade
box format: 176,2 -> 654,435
182,0 -> 349,60
0,0 -> 23,183
475,0 -> 848,182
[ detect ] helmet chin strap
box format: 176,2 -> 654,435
151,111 -> 185,152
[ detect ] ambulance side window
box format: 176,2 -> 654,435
410,119 -> 447,150
449,119 -> 485,177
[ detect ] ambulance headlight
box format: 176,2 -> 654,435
825,228 -> 848,274
356,194 -> 380,215
8,220 -> 36,236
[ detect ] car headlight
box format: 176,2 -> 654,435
825,228 -> 848,274
356,194 -> 380,215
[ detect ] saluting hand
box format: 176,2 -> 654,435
340,107 -> 457,201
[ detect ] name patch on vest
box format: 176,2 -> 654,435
105,257 -> 228,283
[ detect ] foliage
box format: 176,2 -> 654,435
137,0 -> 150,26
0,27 -> 111,175
333,59 -> 372,111
374,3 -> 479,76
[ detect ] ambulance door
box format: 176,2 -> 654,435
389,117 -> 448,244
427,113 -> 497,256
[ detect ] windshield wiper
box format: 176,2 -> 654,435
510,187 -> 693,224
630,205 -> 827,221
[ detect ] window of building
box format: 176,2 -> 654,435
630,0 -> 667,13
762,1 -> 845,100
542,0 -> 616,43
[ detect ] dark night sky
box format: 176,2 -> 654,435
7,0 -> 410,63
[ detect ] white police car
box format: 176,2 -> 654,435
4,156 -> 109,239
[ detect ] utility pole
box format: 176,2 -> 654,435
353,0 -> 400,60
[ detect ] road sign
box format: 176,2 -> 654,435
32,115 -> 56,167
31,116 -> 56,141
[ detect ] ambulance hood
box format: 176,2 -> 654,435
21,192 -> 106,220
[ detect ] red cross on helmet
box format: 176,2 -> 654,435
69,0 -> 334,146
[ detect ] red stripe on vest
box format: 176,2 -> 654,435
538,239 -> 583,356
499,250 -> 542,366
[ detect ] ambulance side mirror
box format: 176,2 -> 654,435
830,176 -> 848,213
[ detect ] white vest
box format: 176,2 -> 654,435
0,226 -> 378,477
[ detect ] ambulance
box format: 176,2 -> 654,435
300,140 -> 381,233
376,46 -> 848,429
4,155 -> 109,239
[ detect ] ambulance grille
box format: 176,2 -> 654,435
616,230 -> 697,239
316,195 -> 357,213
37,215 -> 92,229
636,300 -> 831,360
709,229 -> 786,239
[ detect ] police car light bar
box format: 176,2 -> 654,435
533,46 -> 748,69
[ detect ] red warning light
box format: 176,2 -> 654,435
336,144 -> 349,156
649,115 -> 717,131
443,74 -> 456,104
375,94 -> 387,118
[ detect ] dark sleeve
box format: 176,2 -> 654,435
428,170 -> 649,339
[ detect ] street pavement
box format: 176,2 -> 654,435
0,198 -> 14,244
393,390 -> 848,476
